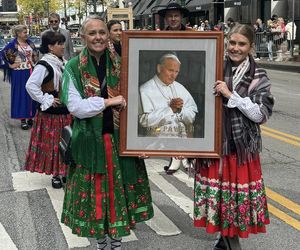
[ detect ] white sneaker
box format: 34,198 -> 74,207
254,58 -> 261,61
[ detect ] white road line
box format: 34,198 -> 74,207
146,159 -> 194,220
122,230 -> 138,242
0,222 -> 18,250
145,203 -> 181,236
12,171 -> 137,246
12,172 -> 90,248
173,170 -> 194,189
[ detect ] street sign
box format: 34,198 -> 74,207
224,0 -> 251,8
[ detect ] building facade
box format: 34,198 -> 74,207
0,0 -> 18,34
126,0 -> 299,43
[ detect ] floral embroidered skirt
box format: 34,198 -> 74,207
194,153 -> 270,238
61,134 -> 153,239
24,111 -> 72,176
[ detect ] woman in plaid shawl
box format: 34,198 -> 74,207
194,24 -> 274,249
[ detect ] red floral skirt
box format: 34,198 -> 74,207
194,153 -> 270,238
24,111 -> 72,176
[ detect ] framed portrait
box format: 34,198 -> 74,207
119,31 -> 223,158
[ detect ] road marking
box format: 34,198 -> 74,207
261,126 -> 300,147
266,187 -> 300,217
157,160 -> 300,233
146,160 -> 194,220
0,222 -> 18,250
12,171 -> 90,248
173,170 -> 194,189
268,203 -> 300,231
261,126 -> 300,142
145,203 -> 181,236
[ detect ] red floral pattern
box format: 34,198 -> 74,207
194,154 -> 270,238
24,111 -> 72,176
61,136 -> 154,239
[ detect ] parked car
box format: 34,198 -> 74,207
0,39 -> 5,51
72,37 -> 84,55
29,36 -> 41,49
4,37 -> 11,45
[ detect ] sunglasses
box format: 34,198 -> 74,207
49,20 -> 59,24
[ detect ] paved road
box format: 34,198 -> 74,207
0,69 -> 300,250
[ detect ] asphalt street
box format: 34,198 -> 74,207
0,69 -> 300,250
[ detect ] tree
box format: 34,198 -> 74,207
17,0 -> 62,18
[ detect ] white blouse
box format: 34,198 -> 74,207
64,70 -> 106,119
227,91 -> 264,123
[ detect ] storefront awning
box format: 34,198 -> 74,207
142,0 -> 167,15
0,17 -> 18,22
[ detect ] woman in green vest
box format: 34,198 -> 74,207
60,15 -> 153,250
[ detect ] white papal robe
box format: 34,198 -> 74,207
139,75 -> 198,138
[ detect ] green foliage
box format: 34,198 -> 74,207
17,0 -> 61,16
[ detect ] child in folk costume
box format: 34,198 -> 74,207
25,31 -> 72,188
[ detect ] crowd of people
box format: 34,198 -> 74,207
253,15 -> 297,62
0,2 -> 276,250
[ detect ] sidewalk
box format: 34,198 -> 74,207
256,57 -> 300,73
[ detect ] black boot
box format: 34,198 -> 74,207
223,236 -> 242,250
213,233 -> 227,250
52,176 -> 62,189
21,119 -> 29,130
27,119 -> 33,127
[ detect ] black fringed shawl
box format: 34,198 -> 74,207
222,55 -> 274,164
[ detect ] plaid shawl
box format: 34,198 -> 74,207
223,55 -> 274,164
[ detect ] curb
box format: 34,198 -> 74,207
257,61 -> 300,73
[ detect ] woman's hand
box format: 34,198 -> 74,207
9,62 -> 21,69
138,153 -> 149,159
52,98 -> 61,107
214,80 -> 232,99
104,95 -> 127,109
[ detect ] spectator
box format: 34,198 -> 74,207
204,20 -> 211,31
266,19 -> 276,61
274,17 -> 286,62
254,18 -> 265,60
226,17 -> 236,32
285,19 -> 297,52
43,13 -> 74,60
1,25 -> 38,130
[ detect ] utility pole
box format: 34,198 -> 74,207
292,0 -> 295,56
45,0 -> 50,18
64,0 -> 68,28
93,0 -> 97,14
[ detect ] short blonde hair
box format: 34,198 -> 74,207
80,15 -> 105,35
13,25 -> 27,38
